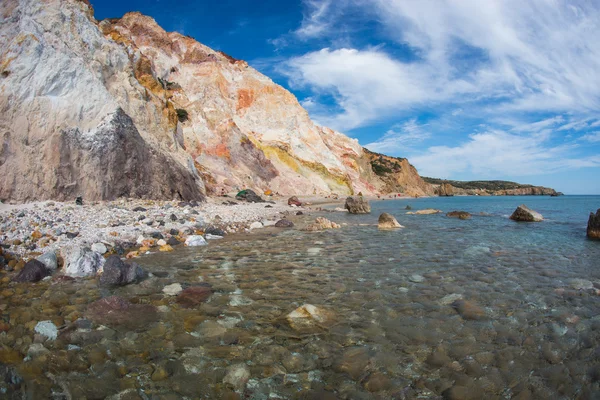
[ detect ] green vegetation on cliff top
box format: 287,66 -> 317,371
422,177 -> 535,191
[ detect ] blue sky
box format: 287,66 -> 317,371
92,0 -> 600,194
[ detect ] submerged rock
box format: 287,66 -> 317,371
407,209 -> 441,215
345,196 -> 371,214
587,209 -> 600,239
223,363 -> 251,391
286,304 -> 335,332
304,217 -> 341,231
176,285 -> 213,308
510,204 -> 543,222
65,247 -> 105,277
99,255 -> 146,287
13,260 -> 50,282
378,213 -> 403,229
86,296 -> 157,330
452,299 -> 487,320
34,321 -> 58,340
163,283 -> 183,296
446,211 -> 472,219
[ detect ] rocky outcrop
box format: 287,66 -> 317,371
510,205 -> 543,222
378,213 -> 403,229
345,196 -> 371,214
587,209 -> 600,239
436,183 -> 454,197
446,211 -> 471,219
304,217 -> 341,231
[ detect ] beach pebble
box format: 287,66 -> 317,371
249,221 -> 263,230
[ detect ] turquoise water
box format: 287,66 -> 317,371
2,196 -> 599,399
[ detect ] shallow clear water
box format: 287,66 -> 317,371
2,196 -> 600,399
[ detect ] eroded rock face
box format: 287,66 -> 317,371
588,209 -> 600,239
345,196 -> 371,214
0,0 -> 438,201
378,213 -> 402,229
510,205 -> 543,222
437,183 -> 454,196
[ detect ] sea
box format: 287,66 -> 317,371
4,195 -> 600,399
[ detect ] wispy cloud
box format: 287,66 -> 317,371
278,0 -> 600,132
410,129 -> 600,179
581,131 -> 600,143
365,119 -> 431,153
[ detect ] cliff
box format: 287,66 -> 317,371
0,0 -> 432,202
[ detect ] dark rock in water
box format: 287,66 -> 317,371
587,209 -> 600,239
205,227 -> 226,237
345,196 -> 371,214
405,205 -> 412,210
177,285 -> 213,308
235,189 -> 264,203
86,296 -> 157,330
446,211 -> 472,220
510,204 -> 543,222
167,237 -> 181,246
296,211 -> 303,215
378,213 -> 402,229
132,206 -> 146,212
75,196 -> 83,206
65,232 -> 79,239
288,196 -> 302,207
99,256 -> 146,287
170,213 -> 177,221
275,219 -> 294,228
13,260 -> 50,282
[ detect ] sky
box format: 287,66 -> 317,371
92,0 -> 600,194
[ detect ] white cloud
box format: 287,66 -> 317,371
581,131 -> 600,143
280,0 -> 600,131
365,119 -> 430,153
410,129 -> 600,179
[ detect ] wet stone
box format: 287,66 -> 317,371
176,285 -> 213,308
13,259 -> 50,282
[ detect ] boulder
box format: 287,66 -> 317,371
288,196 -> 302,207
185,235 -> 207,247
304,217 -> 341,231
13,260 -> 50,282
510,205 -> 543,222
446,211 -> 472,220
99,255 -> 146,287
275,219 -> 294,228
345,196 -> 371,214
587,209 -> 600,239
36,251 -> 58,272
286,304 -> 335,332
378,213 -> 403,229
65,247 -> 105,277
235,189 -> 264,203
205,227 -> 226,236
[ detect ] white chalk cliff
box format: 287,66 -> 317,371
0,0 -> 434,201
